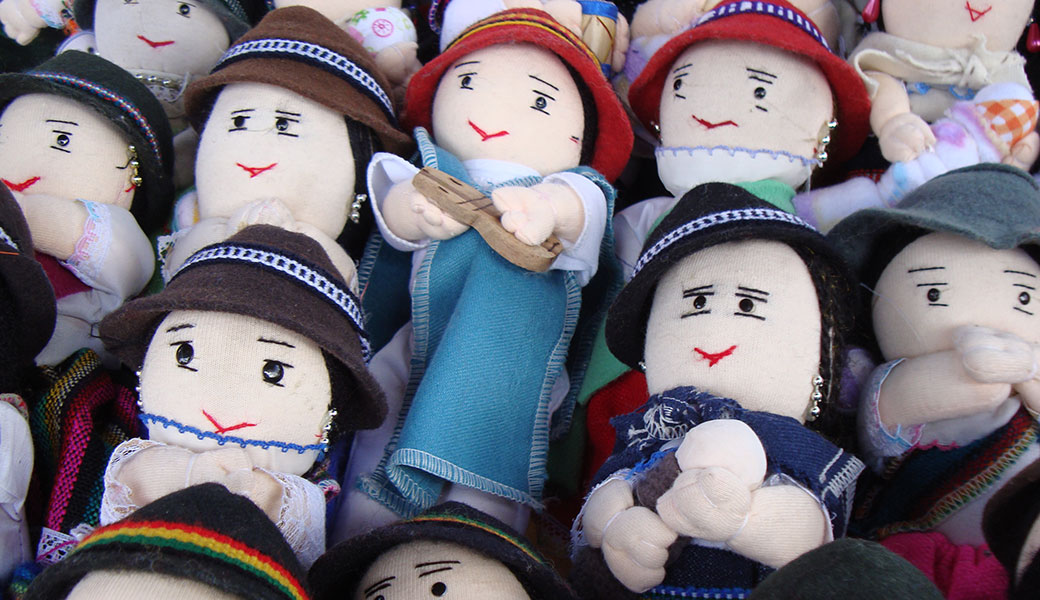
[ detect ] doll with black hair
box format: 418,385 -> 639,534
571,183 -> 864,598
161,5 -> 412,282
829,163 -> 1040,598
96,224 -> 387,567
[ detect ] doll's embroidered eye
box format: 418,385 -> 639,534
275,117 -> 289,131
754,87 -> 767,99
734,286 -> 768,320
531,95 -> 550,114
693,295 -> 707,309
673,78 -> 683,91
927,288 -> 941,302
1020,291 -> 1031,305
682,286 -> 713,317
262,360 -> 289,386
230,115 -> 248,130
173,341 -> 196,371
177,2 -> 191,16
431,582 -> 446,596
739,298 -> 755,312
459,74 -> 474,90
50,130 -> 72,152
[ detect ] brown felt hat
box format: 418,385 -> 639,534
99,224 -> 386,431
184,5 -> 412,155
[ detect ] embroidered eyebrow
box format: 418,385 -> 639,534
416,560 -> 460,578
683,285 -> 714,297
258,337 -> 295,348
45,119 -> 78,126
746,68 -> 776,83
453,60 -> 480,69
737,286 -> 770,296
364,576 -> 395,597
231,109 -> 255,114
908,266 -> 945,273
1014,283 -> 1036,290
529,75 -> 559,91
1005,269 -> 1038,278
165,323 -> 194,333
673,63 -> 692,74
275,110 -> 301,117
915,282 -> 947,287
533,89 -> 556,101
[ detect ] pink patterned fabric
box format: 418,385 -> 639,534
881,531 -> 1009,600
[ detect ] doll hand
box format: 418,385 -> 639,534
186,447 -> 255,486
656,467 -> 752,542
1005,131 -> 1040,171
954,325 -> 1037,384
631,0 -> 708,38
674,420 -> 766,488
0,0 -> 47,45
601,506 -> 678,593
412,193 -> 468,240
227,198 -> 297,233
878,112 -> 936,163
582,477 -> 635,548
492,187 -> 556,246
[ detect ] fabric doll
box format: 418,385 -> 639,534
983,458 -> 1040,600
849,0 -> 1036,166
338,1 -> 632,538
614,0 -> 870,277
23,483 -> 312,600
0,50 -> 174,367
163,5 -> 412,279
311,501 -> 578,600
96,225 -> 387,567
827,163 -> 1040,598
570,183 -> 864,598
0,184 -> 56,585
795,81 -> 1040,232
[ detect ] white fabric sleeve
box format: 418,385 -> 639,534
367,152 -> 429,252
100,438 -> 163,526
543,172 -> 606,287
613,196 -> 677,281
63,201 -> 154,299
262,470 -> 326,568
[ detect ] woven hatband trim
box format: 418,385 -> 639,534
26,71 -> 162,163
76,521 -> 307,600
633,208 -> 814,277
0,224 -> 18,252
694,0 -> 830,52
215,38 -> 395,124
450,11 -> 600,70
409,513 -> 546,565
174,242 -> 371,361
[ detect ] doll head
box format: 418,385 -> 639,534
403,6 -> 633,182
873,0 -> 1034,53
0,184 -> 56,390
73,0 -> 260,77
607,183 -> 853,424
184,6 -> 411,243
829,163 -> 1040,363
0,51 -> 174,232
628,0 -> 870,194
309,502 -> 578,600
99,225 -> 387,474
24,483 -> 311,600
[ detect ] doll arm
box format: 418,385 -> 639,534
0,0 -> 62,45
726,482 -> 829,569
291,222 -> 358,289
368,152 -> 467,249
1005,131 -> 1040,171
255,470 -> 327,567
869,71 -> 936,163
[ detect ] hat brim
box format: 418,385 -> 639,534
0,185 -> 56,360
309,503 -> 577,600
403,9 -> 633,182
628,6 -> 869,165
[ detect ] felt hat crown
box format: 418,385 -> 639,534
309,502 -> 578,600
73,0 -> 265,41
606,182 -> 850,369
0,50 -> 175,233
0,184 -> 56,363
402,7 -> 634,182
827,163 -> 1040,280
628,0 -> 870,164
185,5 -> 412,154
24,483 -> 311,600
99,224 -> 387,430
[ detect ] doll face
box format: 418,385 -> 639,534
0,94 -> 136,208
644,239 -> 822,421
93,0 -> 230,75
67,571 -> 239,600
881,0 -> 1033,51
659,41 -> 834,158
353,540 -> 531,600
139,310 -> 332,475
195,82 -> 355,237
431,44 -> 585,175
872,232 -> 1040,360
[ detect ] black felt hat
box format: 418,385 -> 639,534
0,51 -> 174,233
99,224 -> 386,431
606,182 -> 851,369
0,184 -> 56,363
309,502 -> 578,600
24,483 -> 311,600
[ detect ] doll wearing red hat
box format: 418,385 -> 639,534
339,0 -> 632,536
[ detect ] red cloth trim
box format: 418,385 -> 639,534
35,251 -> 90,299
584,369 -> 649,487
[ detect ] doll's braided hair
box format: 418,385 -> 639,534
335,119 -> 382,259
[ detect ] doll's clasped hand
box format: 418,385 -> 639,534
656,467 -> 752,542
227,198 -> 298,233
877,112 -> 936,163
0,0 -> 47,45
601,506 -> 678,593
492,182 -> 583,245
954,325 -> 1037,385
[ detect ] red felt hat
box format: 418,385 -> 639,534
628,0 -> 870,164
402,8 -> 633,183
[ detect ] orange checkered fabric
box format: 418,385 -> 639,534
976,99 -> 1040,149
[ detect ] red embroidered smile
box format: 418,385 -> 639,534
138,35 -> 175,48
692,114 -> 739,129
468,120 -> 509,141
1,176 -> 40,192
202,410 -> 257,434
694,345 -> 737,367
965,1 -> 991,21
236,162 -> 277,178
